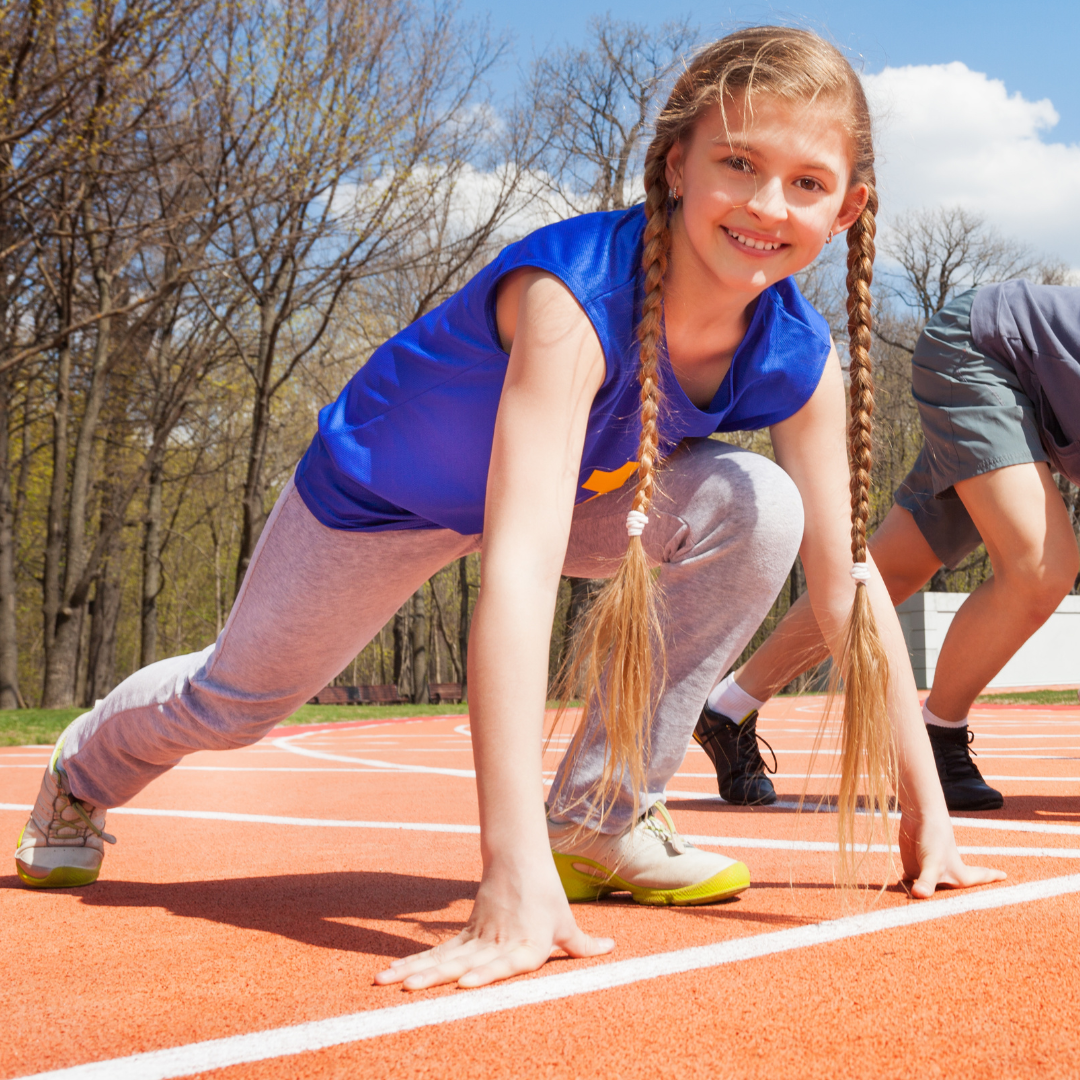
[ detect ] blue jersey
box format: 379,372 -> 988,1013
295,207 -> 832,534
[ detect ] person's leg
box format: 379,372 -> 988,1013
926,461 -> 1078,720
60,480 -> 478,807
548,438 -> 804,830
17,478 -> 477,886
733,503 -> 942,702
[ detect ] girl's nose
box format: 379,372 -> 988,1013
745,176 -> 787,224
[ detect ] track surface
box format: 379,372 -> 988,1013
2,696 -> 1079,1079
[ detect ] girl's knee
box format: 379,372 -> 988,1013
668,444 -> 804,564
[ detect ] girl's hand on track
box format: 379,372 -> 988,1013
898,811 -> 1007,898
373,863 -> 614,990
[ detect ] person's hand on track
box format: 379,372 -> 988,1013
374,861 -> 614,990
899,810 -> 1007,898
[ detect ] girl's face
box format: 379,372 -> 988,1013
665,92 -> 868,295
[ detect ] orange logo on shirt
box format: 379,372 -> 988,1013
581,461 -> 639,499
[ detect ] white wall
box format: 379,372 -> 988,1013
895,592 -> 1080,690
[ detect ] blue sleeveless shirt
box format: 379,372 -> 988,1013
295,207 -> 832,534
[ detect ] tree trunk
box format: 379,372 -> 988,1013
458,556 -> 469,700
234,293 -> 281,594
140,460 -> 163,667
0,369 -> 21,708
411,586 -> 429,704
393,604 -> 408,693
85,565 -> 122,705
42,190 -> 115,706
42,298 -> 113,704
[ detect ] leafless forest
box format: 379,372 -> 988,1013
1,1 -> 1075,709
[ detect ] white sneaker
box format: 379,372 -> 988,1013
548,802 -> 749,906
15,736 -> 115,889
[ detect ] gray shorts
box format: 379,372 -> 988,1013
894,289 -> 1049,569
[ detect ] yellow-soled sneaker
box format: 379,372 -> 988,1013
548,802 -> 749,906
15,738 -> 115,888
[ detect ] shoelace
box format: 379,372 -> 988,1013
748,728 -> 778,776
641,802 -> 687,855
936,730 -> 984,780
53,764 -> 117,846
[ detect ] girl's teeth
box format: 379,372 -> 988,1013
728,229 -> 779,251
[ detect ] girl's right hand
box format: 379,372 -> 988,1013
374,859 -> 614,989
898,809 -> 1007,899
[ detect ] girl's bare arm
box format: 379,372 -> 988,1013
770,348 -> 1005,895
376,269 -> 612,989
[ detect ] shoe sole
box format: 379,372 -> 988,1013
15,861 -> 101,888
720,789 -> 778,807
552,851 -> 750,906
945,794 -> 1005,812
14,826 -> 101,889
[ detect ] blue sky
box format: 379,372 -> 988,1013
459,0 -> 1080,265
464,0 -> 1080,141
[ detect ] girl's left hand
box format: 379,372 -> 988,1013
899,810 -> 1007,898
373,858 -> 614,990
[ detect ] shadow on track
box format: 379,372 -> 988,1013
0,870 -> 477,958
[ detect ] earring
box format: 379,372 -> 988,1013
826,231 -> 833,244
668,186 -> 680,204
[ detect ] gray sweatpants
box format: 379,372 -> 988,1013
60,438 -> 802,832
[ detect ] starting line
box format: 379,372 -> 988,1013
20,873 -> 1080,1080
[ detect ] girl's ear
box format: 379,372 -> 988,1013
831,181 -> 870,235
664,141 -> 685,192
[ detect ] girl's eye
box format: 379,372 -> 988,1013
726,156 -> 753,173
796,177 -> 824,192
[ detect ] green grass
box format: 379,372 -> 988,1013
0,702 -> 474,748
975,688 -> 1079,706
0,708 -> 85,747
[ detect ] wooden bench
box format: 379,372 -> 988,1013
428,682 -> 463,704
307,684 -> 406,705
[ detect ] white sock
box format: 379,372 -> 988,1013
922,702 -> 967,729
706,673 -> 765,725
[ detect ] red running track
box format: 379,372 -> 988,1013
2,696 -> 1079,1079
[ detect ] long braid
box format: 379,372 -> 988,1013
846,187 -> 878,566
633,162 -> 670,518
834,182 -> 898,884
551,165 -> 670,829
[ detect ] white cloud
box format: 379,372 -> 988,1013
864,62 -> 1080,267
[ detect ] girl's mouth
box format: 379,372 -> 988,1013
722,227 -> 785,253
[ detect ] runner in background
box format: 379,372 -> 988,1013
701,282 -> 1080,812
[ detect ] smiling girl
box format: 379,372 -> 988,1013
16,28 -> 1003,989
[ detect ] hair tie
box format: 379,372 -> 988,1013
850,563 -> 871,583
626,509 -> 649,537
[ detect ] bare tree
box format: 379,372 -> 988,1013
880,206 -> 1069,339
532,15 -> 697,215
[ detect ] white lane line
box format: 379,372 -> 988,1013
271,735 -> 476,778
0,804 -> 480,833
660,793 -> 1080,838
1,804 -> 1074,858
680,834 -> 1080,859
19,874 -> 1080,1080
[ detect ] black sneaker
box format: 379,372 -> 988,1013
925,725 -> 1004,812
693,704 -> 778,806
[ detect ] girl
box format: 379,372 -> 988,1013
15,28 -> 1003,991
697,281 -> 1080,812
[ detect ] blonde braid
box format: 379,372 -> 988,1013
632,162 -> 670,517
846,187 -> 878,565
833,183 -> 898,884
551,166 -> 671,830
